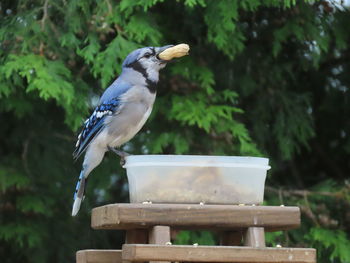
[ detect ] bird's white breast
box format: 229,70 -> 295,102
104,86 -> 156,148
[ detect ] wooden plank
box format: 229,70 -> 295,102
76,250 -> 121,263
91,204 -> 300,231
125,229 -> 148,244
122,244 -> 316,263
244,227 -> 265,247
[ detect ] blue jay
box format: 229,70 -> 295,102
72,45 -> 174,216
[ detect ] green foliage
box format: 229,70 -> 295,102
2,54 -> 74,102
174,230 -> 216,245
264,178 -> 350,263
0,166 -> 30,191
1,0 -> 350,262
90,36 -> 138,87
265,231 -> 284,246
0,223 -> 41,248
204,1 -> 244,60
307,228 -> 350,262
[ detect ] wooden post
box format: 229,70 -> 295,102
148,226 -> 171,263
149,225 -> 171,244
125,230 -> 148,263
244,227 -> 266,247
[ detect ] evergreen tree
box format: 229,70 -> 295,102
1,0 -> 349,262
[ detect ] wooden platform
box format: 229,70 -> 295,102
76,250 -> 121,263
91,203 -> 300,231
78,203 -> 315,263
122,244 -> 316,263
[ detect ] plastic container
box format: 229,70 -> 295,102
123,155 -> 270,205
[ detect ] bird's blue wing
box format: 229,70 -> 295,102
73,97 -> 120,160
73,81 -> 132,160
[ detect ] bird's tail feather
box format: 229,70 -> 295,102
72,171 -> 88,216
72,197 -> 82,217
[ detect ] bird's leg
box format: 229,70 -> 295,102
108,146 -> 130,166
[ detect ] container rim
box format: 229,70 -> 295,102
123,155 -> 271,170
123,162 -> 271,169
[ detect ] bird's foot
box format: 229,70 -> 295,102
108,146 -> 131,166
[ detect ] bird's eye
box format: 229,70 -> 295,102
144,53 -> 151,58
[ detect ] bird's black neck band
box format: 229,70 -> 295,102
126,61 -> 157,93
146,79 -> 157,93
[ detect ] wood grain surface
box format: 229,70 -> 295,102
76,250 -> 121,263
91,203 -> 300,231
122,244 -> 316,263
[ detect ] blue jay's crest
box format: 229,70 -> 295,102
73,98 -> 120,160
122,47 -> 153,68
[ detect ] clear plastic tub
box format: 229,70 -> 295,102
123,155 -> 270,204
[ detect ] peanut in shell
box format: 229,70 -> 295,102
158,44 -> 190,60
